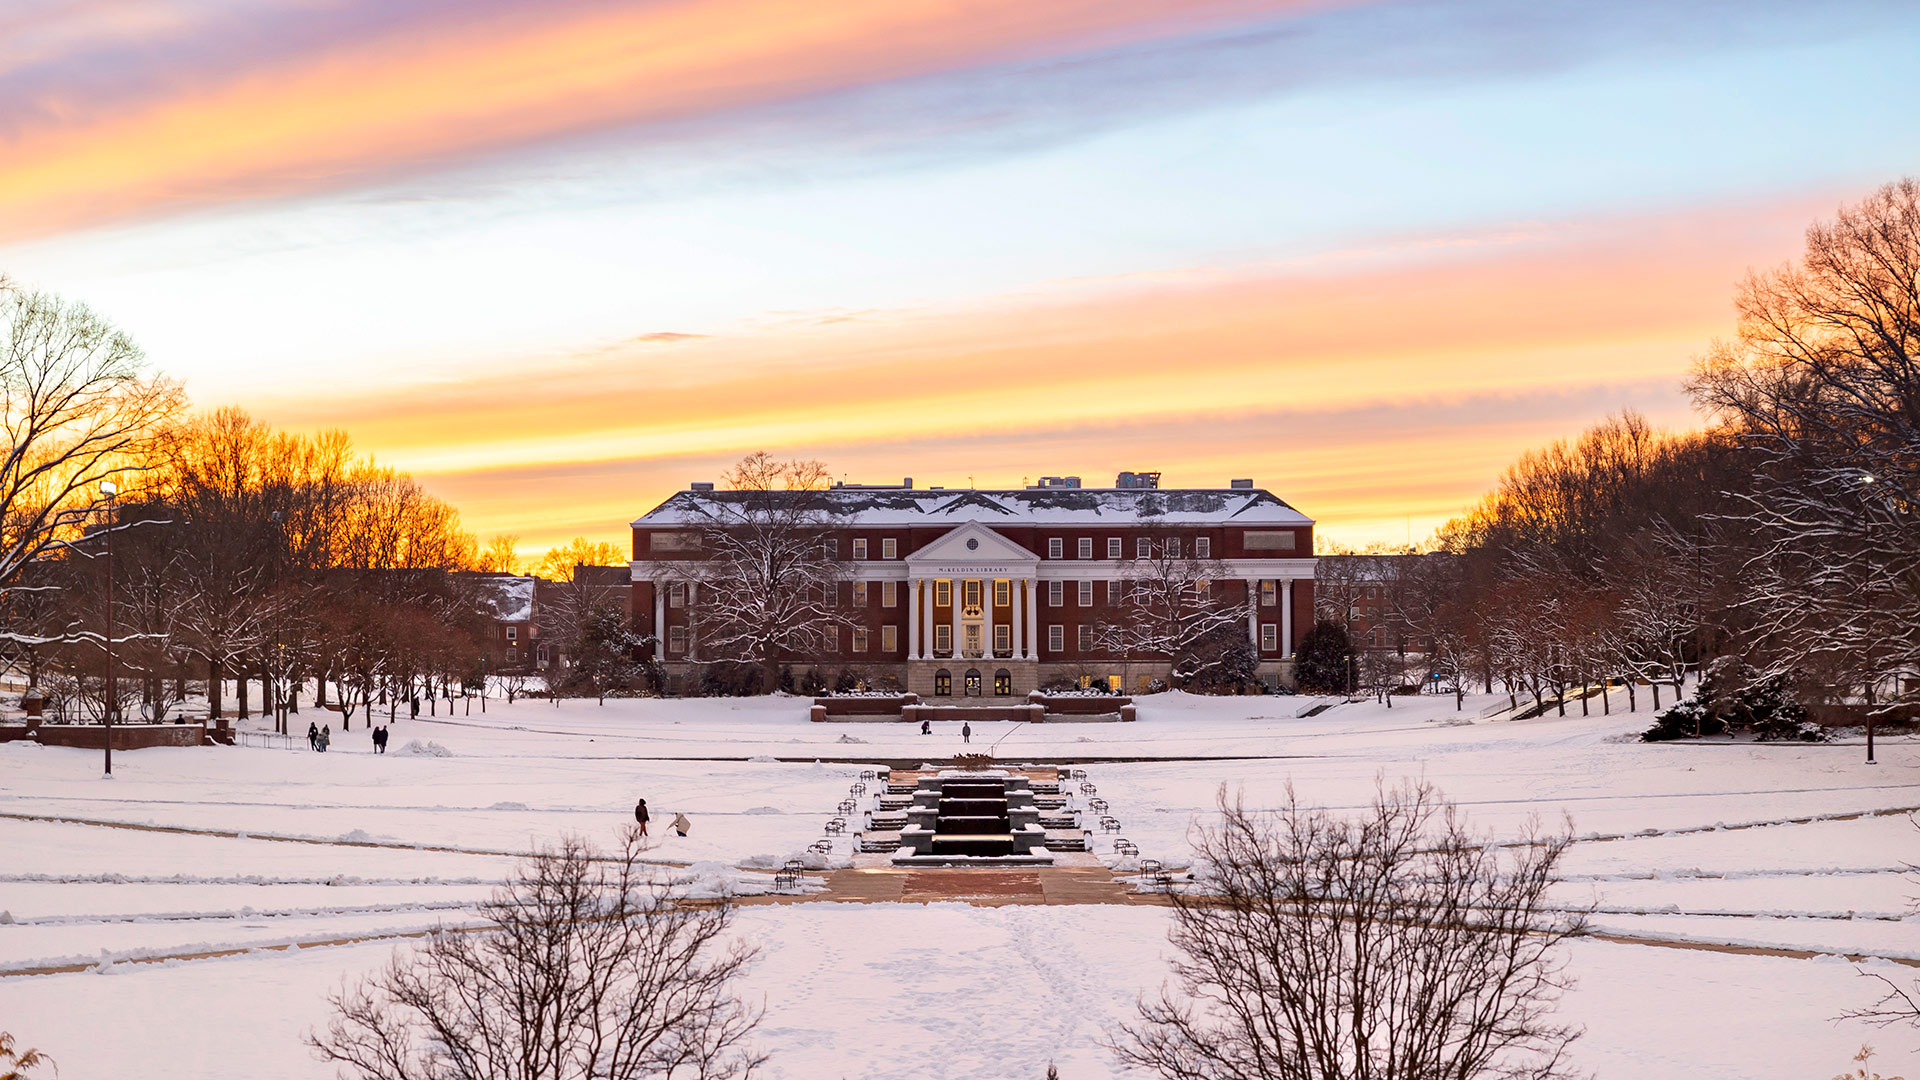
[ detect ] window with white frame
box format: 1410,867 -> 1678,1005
822,537 -> 838,559
1261,623 -> 1278,652
994,625 -> 1010,654
506,625 -> 517,641
1048,580 -> 1064,607
669,583 -> 685,608
935,579 -> 952,606
1077,625 -> 1094,652
1077,580 -> 1093,607
507,646 -> 517,662
881,625 -> 898,652
852,537 -> 868,559
934,624 -> 952,654
1106,579 -> 1121,604
882,537 -> 897,559
669,627 -> 687,654
1136,537 -> 1151,559
1195,536 -> 1210,559
1168,537 -> 1182,559
993,579 -> 1010,607
882,580 -> 898,608
1048,537 -> 1063,559
853,581 -> 868,605
1047,624 -> 1064,653
1077,537 -> 1093,559
853,627 -> 868,653
1107,536 -> 1122,559
1260,579 -> 1277,606
825,625 -> 840,651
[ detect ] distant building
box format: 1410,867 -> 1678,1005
629,476 -> 1316,696
459,572 -> 539,672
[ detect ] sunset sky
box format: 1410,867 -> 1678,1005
4,0 -> 1917,556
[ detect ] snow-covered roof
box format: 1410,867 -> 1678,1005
468,574 -> 536,623
632,487 -> 1312,528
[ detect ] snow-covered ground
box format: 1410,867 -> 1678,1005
2,690 -> 1916,1078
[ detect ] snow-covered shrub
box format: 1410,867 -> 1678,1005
392,739 -> 454,757
1642,699 -> 1722,741
1644,662 -> 1813,741
1754,716 -> 1828,742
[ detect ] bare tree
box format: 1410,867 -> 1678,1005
0,279 -> 182,668
688,453 -> 849,690
1690,178 -> 1920,711
1108,539 -> 1243,688
477,534 -> 521,574
1115,781 -> 1586,1080
311,829 -> 763,1080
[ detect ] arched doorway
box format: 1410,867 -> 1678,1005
994,669 -> 1012,696
963,668 -> 982,697
934,669 -> 952,696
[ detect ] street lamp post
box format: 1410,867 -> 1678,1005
101,480 -> 118,779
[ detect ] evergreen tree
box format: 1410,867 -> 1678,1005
1293,619 -> 1355,693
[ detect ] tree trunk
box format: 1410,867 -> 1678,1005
208,658 -> 223,718
236,667 -> 249,719
1651,680 -> 1661,709
316,670 -> 328,708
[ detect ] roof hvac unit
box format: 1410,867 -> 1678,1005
1031,476 -> 1082,489
1230,478 -> 1254,489
1115,471 -> 1161,489
690,482 -> 715,492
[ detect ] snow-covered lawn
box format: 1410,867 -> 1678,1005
2,690 -> 1916,1078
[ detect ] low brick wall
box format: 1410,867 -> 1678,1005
809,694 -> 919,722
0,722 -> 209,749
1030,693 -> 1134,716
903,704 -> 1044,725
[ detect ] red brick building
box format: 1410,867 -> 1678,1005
629,477 -> 1316,695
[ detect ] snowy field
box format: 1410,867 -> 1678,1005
3,690 -> 1917,1079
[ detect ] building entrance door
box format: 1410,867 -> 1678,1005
963,622 -> 983,658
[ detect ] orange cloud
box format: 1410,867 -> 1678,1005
0,0 -> 1335,240
244,197 -> 1812,554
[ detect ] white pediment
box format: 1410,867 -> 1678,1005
906,522 -> 1037,575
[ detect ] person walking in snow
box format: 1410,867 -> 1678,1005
920,719 -> 931,735
373,726 -> 387,753
961,722 -> 972,744
634,798 -> 650,835
671,812 -> 691,837
319,724 -> 331,752
410,695 -> 419,719
307,721 -> 320,751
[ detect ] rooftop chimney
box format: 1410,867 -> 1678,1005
690,481 -> 715,492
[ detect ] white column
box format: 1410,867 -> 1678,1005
908,577 -> 921,659
1024,577 -> 1038,659
950,581 -> 963,659
1282,578 -> 1295,658
984,580 -> 996,659
1247,579 -> 1260,648
686,581 -> 698,661
653,581 -> 666,662
1011,578 -> 1023,660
